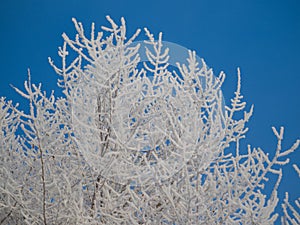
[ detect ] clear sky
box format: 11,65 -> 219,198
0,0 -> 299,222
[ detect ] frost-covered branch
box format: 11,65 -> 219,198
1,17 -> 299,224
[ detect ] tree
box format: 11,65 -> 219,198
0,16 -> 299,224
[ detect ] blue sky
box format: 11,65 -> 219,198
1,0 -> 299,222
